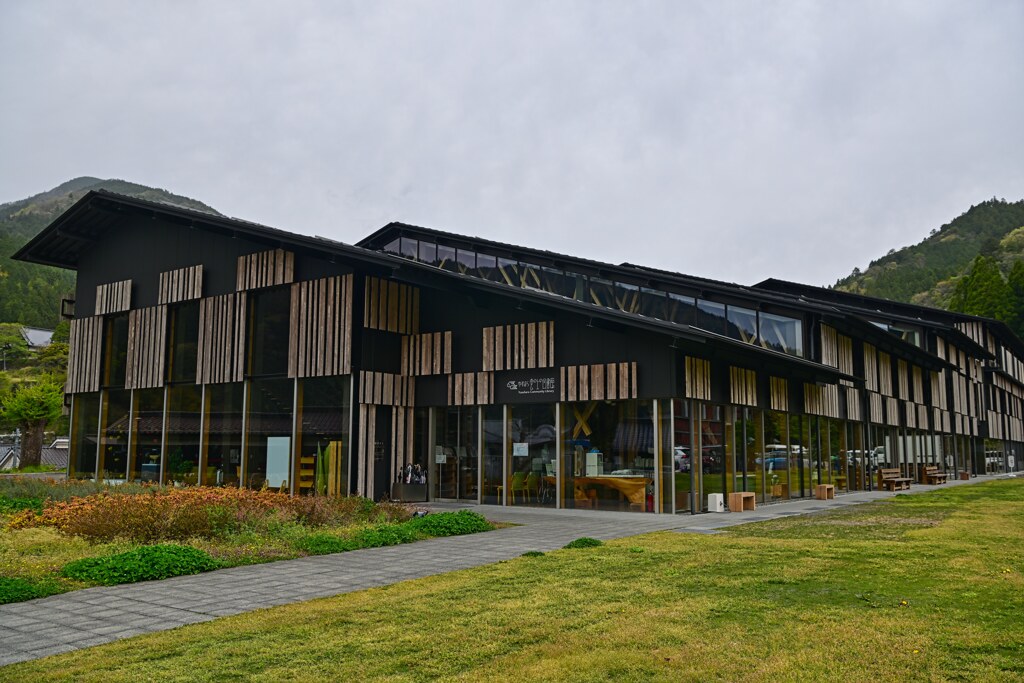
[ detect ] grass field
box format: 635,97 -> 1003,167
3,479 -> 1023,682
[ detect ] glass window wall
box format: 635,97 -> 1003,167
164,384 -> 202,485
102,315 -> 129,388
640,288 -> 667,320
726,305 -> 758,345
418,241 -> 438,267
695,300 -> 727,335
509,404 -> 557,507
667,293 -> 696,326
433,407 -> 479,501
129,388 -> 164,483
246,378 -> 294,489
98,389 -> 131,481
69,393 -> 101,479
294,376 -> 351,495
541,267 -> 576,298
520,262 -> 542,289
202,382 -> 244,487
588,277 -> 615,309
481,405 -> 504,504
672,399 -> 693,512
456,249 -> 477,275
168,302 -> 199,383
764,410 -> 790,500
614,282 -> 640,313
248,287 -> 291,377
760,312 -> 803,357
562,400 -> 655,512
437,245 -> 457,272
399,237 -> 418,260
497,258 -> 519,286
476,253 -> 500,283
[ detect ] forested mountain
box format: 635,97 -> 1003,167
834,198 -> 1024,306
0,178 -> 220,327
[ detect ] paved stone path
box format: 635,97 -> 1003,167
0,474 -> 1011,666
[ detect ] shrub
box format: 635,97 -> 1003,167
0,495 -> 44,515
354,524 -> 420,548
61,544 -> 221,585
297,533 -> 360,555
406,510 -> 493,537
563,537 -> 604,549
521,551 -> 545,557
0,577 -> 62,604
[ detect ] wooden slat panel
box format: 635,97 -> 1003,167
592,364 -> 605,400
125,305 -> 167,390
66,316 -> 104,394
236,250 -> 295,291
197,293 -> 246,384
94,280 -> 132,315
158,265 -> 203,304
288,275 -> 352,379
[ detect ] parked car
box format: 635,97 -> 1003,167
673,446 -> 690,472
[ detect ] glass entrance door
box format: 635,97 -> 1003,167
432,407 -> 479,501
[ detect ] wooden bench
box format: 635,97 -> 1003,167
728,491 -> 755,512
923,466 -> 948,485
877,468 -> 913,491
815,484 -> 835,500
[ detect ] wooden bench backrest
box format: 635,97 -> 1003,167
878,468 -> 902,479
924,466 -> 940,473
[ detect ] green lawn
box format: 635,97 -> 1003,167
4,480 -> 1023,682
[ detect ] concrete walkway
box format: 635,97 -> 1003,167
0,474 -> 1012,667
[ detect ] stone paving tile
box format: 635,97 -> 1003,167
0,474 -> 1008,668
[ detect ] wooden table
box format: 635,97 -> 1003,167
570,476 -> 651,506
728,491 -> 755,512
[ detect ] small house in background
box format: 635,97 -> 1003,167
20,326 -> 54,349
0,437 -> 69,471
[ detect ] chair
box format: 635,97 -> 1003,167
525,472 -> 540,502
510,471 -> 528,504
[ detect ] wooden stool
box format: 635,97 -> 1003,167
815,484 -> 835,500
728,491 -> 755,512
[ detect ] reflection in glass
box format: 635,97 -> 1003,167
295,376 -> 350,495
437,245 -> 457,272
168,302 -> 199,383
69,393 -> 100,479
562,400 -> 654,512
418,241 -> 438,267
764,411 -> 790,500
246,378 -> 294,489
672,399 -> 693,512
699,404 -> 724,509
760,312 -> 803,357
399,237 -> 418,260
540,267 -> 575,298
382,238 -> 401,255
164,384 -> 202,485
103,315 -> 129,388
476,253 -> 500,282
640,288 -> 667,320
249,287 -> 291,377
497,258 -> 519,286
509,403 -> 557,508
98,389 -> 130,481
614,282 -> 640,313
520,262 -> 542,289
667,293 -> 696,326
588,277 -> 615,308
433,407 -> 478,500
203,382 -> 244,487
482,405 -> 504,504
456,249 -> 477,275
726,305 -> 758,344
129,388 -> 164,482
695,300 -> 727,334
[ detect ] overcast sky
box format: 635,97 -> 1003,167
2,1 -> 1022,286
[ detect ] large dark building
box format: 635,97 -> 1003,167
14,191 -> 1024,513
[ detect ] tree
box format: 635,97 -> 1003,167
1008,260 -> 1024,337
948,255 -> 1013,323
0,380 -> 63,468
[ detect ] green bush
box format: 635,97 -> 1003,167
297,533 -> 359,555
0,495 -> 44,514
406,510 -> 493,537
354,524 -> 420,548
521,550 -> 545,557
0,576 -> 62,604
61,544 -> 221,585
563,537 -> 604,549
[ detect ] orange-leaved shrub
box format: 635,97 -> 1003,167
10,487 -> 414,543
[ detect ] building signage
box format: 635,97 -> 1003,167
495,370 -> 559,404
